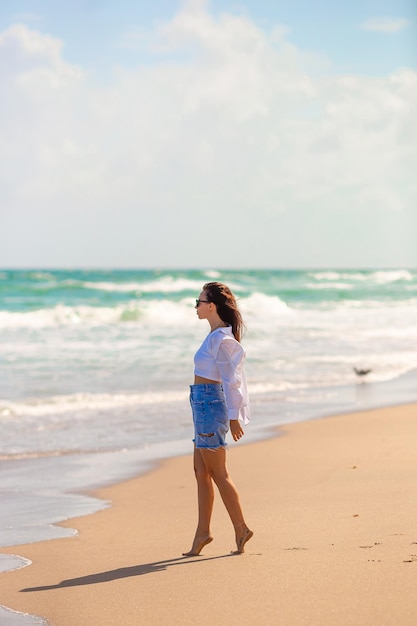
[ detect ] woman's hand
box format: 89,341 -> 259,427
230,419 -> 244,441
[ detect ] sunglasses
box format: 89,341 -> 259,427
195,299 -> 211,306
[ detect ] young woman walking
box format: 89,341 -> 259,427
183,282 -> 253,556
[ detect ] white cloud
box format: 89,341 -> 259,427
0,5 -> 416,267
0,24 -> 85,213
0,23 -> 83,92
360,17 -> 410,33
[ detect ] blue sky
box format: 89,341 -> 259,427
3,0 -> 415,75
0,0 -> 416,267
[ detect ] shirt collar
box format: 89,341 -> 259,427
216,325 -> 233,335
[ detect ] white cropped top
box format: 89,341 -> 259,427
194,326 -> 250,424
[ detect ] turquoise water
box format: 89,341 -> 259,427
1,268 -> 417,456
2,268 -> 416,312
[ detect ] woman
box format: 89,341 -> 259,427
183,282 -> 253,556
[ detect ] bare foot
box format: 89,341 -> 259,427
232,526 -> 254,554
182,535 -> 213,557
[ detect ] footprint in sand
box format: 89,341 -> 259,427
403,555 -> 417,563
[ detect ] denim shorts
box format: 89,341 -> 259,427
189,384 -> 229,450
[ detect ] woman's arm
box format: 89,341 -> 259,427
216,339 -> 246,424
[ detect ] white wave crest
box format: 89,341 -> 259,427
371,270 -> 414,284
309,272 -> 367,281
0,305 -> 123,328
0,299 -> 201,329
309,270 -> 415,284
83,281 -> 146,293
306,282 -> 353,290
83,277 -> 204,294
240,292 -> 292,317
0,390 -> 189,419
249,381 -> 306,393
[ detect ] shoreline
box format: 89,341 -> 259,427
1,369 -> 417,552
1,401 -> 417,625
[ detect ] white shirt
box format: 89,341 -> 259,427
194,326 -> 250,424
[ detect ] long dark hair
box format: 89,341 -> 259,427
203,282 -> 245,342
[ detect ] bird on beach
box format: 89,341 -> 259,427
353,367 -> 372,377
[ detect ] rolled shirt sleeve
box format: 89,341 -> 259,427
215,338 -> 250,424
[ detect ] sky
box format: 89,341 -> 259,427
0,0 -> 416,268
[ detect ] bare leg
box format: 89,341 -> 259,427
199,447 -> 253,553
183,447 -> 214,556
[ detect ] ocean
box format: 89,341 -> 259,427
1,268 -> 417,623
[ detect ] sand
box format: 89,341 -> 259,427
1,403 -> 417,626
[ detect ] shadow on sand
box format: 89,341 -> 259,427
20,553 -> 235,593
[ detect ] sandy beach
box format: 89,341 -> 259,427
1,402 -> 417,626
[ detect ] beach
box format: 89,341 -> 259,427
1,268 -> 417,624
1,402 -> 417,626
